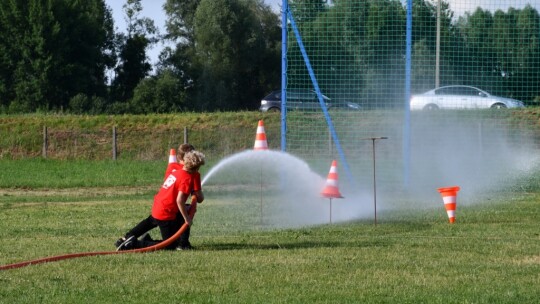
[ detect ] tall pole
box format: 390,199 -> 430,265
363,137 -> 388,225
435,0 -> 441,88
260,164 -> 263,226
372,139 -> 377,225
280,0 -> 288,152
403,0 -> 412,189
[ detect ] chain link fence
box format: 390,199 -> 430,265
0,115 -> 282,162
283,0 -> 540,193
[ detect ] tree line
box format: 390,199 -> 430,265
0,0 -> 538,114
287,0 -> 540,107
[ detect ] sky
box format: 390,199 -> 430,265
104,0 -> 539,68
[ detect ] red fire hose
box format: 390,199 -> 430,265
0,201 -> 198,271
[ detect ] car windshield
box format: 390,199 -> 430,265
288,91 -> 315,100
272,90 -> 329,100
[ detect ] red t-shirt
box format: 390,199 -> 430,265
164,162 -> 182,179
152,169 -> 195,220
164,163 -> 201,191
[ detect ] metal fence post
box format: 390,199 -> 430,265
183,127 -> 188,144
112,126 -> 117,160
42,126 -> 48,158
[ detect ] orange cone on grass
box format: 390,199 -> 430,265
168,149 -> 177,163
437,186 -> 460,223
321,160 -> 343,199
254,120 -> 268,150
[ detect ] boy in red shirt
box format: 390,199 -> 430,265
115,150 -> 205,250
118,143 -> 203,249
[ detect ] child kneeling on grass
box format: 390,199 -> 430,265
118,143 -> 204,249
115,150 -> 205,251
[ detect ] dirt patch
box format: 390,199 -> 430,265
0,186 -> 156,198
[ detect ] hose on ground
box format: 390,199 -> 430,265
0,202 -> 197,271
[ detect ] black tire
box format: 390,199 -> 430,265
267,107 -> 281,112
423,104 -> 439,110
491,103 -> 507,109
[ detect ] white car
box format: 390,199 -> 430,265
410,85 -> 525,110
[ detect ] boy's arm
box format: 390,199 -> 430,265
193,190 -> 204,203
176,191 -> 192,226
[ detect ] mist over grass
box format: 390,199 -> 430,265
201,112 -> 540,228
200,146 -> 537,230
355,111 -> 540,215
406,113 -> 539,200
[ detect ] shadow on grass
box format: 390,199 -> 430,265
199,238 -> 393,251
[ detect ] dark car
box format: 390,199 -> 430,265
259,89 -> 361,112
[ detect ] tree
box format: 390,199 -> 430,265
161,0 -> 280,111
163,0 -> 200,44
490,9 -> 519,96
130,69 -> 186,113
110,0 -> 158,103
158,0 -> 200,101
0,0 -> 115,113
286,0 -> 365,102
458,8 -> 497,89
512,5 -> 540,101
192,0 -> 281,110
52,0 -> 116,110
457,5 -> 540,102
288,0 -> 327,23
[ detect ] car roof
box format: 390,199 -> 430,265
424,85 -> 490,94
436,85 -> 481,89
433,85 -> 489,91
267,89 -> 330,99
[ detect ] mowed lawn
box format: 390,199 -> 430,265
0,160 -> 539,303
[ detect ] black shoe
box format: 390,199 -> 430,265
115,235 -> 135,251
114,237 -> 124,248
139,233 -> 153,242
176,243 -> 195,251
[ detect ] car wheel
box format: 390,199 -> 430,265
267,107 -> 281,112
423,104 -> 439,110
491,103 -> 507,109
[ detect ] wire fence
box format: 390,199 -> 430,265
1,123 -> 281,162
283,0 -> 540,193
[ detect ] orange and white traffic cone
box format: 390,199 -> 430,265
321,160 -> 344,224
253,120 -> 268,150
321,160 -> 344,199
163,149 -> 179,180
168,149 -> 177,164
437,186 -> 460,223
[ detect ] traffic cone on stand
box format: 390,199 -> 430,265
321,160 -> 344,223
321,160 -> 344,199
253,120 -> 268,225
168,149 -> 177,163
254,120 -> 268,150
437,186 -> 460,223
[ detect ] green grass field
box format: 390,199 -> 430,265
1,159 -> 539,303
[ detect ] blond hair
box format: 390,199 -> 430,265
183,150 -> 205,172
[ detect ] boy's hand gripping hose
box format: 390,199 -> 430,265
0,200 -> 198,271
